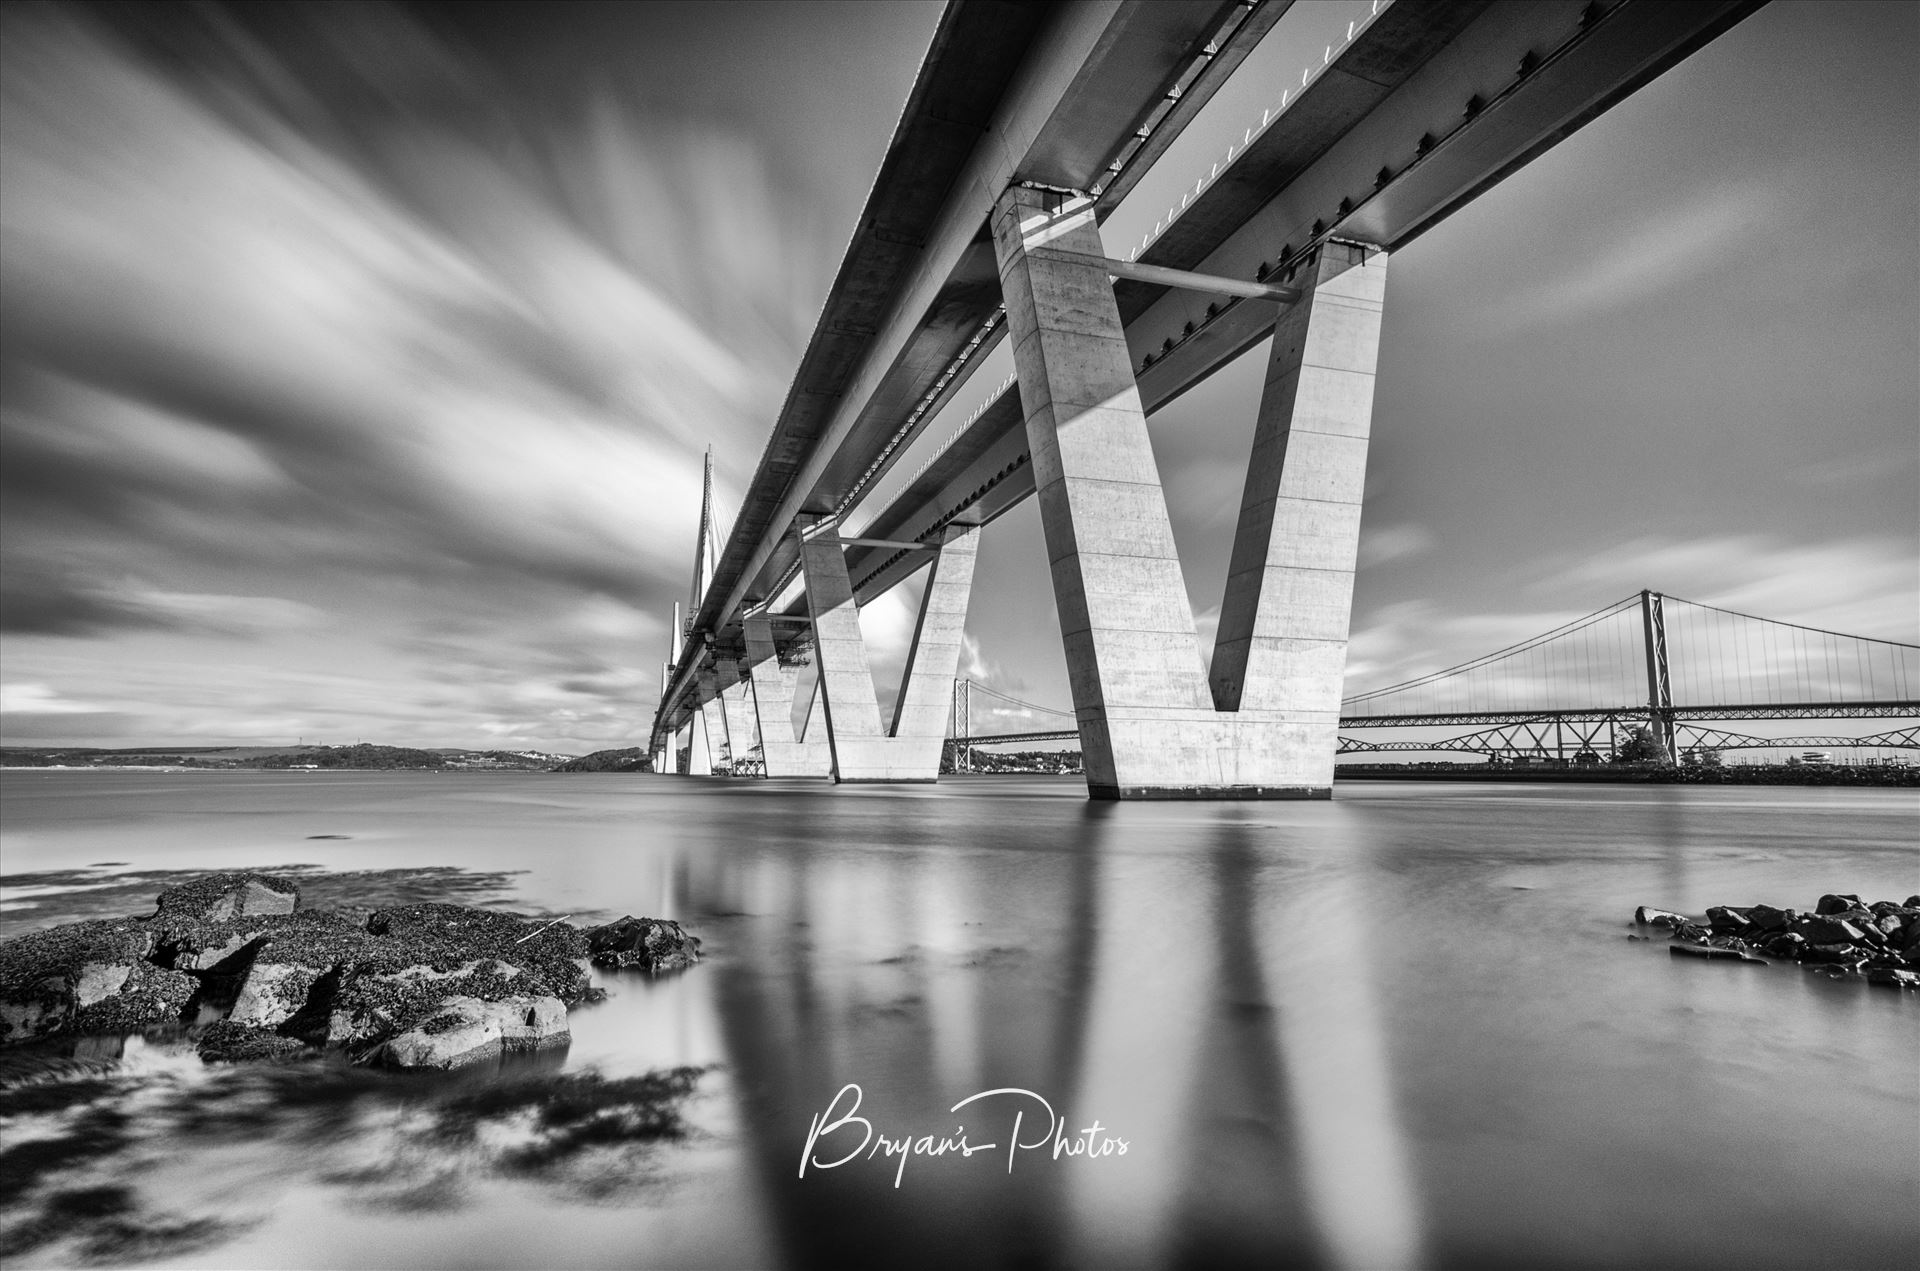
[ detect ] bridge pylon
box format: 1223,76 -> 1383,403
991,185 -> 1387,798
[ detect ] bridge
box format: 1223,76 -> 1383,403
937,588 -> 1920,767
650,0 -> 1782,798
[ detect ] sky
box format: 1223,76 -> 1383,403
1,0 -> 1914,754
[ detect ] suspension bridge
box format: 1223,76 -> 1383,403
947,590 -> 1920,766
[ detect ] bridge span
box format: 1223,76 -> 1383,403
652,0 -> 1767,798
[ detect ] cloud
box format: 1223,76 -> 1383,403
1540,533 -> 1918,643
0,566 -> 322,637
0,3 -> 838,750
1356,522 -> 1434,570
0,684 -> 109,715
1482,182 -> 1769,335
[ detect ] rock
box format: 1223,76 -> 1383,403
0,919 -> 165,1044
583,916 -> 702,973
1705,906 -> 1752,933
1803,943 -> 1866,967
1671,922 -> 1709,942
1814,893 -> 1861,916
1868,912 -> 1906,938
1763,933 -> 1808,958
1745,904 -> 1793,933
1670,943 -> 1764,964
1800,916 -> 1867,945
70,962 -> 195,1034
168,925 -> 276,973
221,910 -> 376,1027
1634,906 -> 1692,928
323,958 -> 530,1049
1905,895 -> 1920,909
229,963 -> 328,1029
1866,969 -> 1920,990
196,1020 -> 315,1063
365,905 -> 591,1004
378,995 -> 568,1069
153,872 -> 300,924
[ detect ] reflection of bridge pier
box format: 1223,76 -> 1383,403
703,812 -> 1107,1268
692,799 -> 1428,1267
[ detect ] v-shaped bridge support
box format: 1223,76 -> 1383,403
991,186 -> 1387,798
741,615 -> 833,779
796,523 -> 981,783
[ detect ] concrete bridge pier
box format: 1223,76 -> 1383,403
799,522 -> 980,783
695,668 -> 731,775
990,186 -> 1386,798
742,615 -> 834,778
714,660 -> 761,775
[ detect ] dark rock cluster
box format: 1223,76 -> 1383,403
0,873 -> 702,1070
1634,893 -> 1920,988
583,916 -> 702,973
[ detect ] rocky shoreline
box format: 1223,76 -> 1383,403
0,872 -> 701,1069
1634,892 -> 1920,988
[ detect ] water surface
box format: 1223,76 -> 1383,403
1,771 -> 1914,1269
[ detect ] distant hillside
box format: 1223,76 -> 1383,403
2,744 -> 575,771
550,747 -> 649,773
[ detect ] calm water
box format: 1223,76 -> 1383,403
0,771 -> 1914,1269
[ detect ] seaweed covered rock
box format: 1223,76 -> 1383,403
196,1019 -> 316,1064
366,904 -> 592,1003
149,873 -> 303,972
323,959 -> 531,1050
0,919 -> 167,1043
225,910 -> 373,1027
71,962 -> 196,1033
153,872 -> 299,925
583,916 -> 701,973
379,994 -> 569,1070
0,874 -> 704,1066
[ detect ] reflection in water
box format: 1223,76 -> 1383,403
699,808 -> 1426,1269
1165,824 -> 1318,1269
1260,832 -> 1424,1271
1,774 -> 1916,1268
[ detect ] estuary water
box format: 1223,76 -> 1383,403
0,771 -> 1914,1270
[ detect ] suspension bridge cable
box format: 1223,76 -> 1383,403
963,679 -> 1074,717
1341,595 -> 1640,707
1664,596 -> 1920,649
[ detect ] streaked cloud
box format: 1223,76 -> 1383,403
1480,182 -> 1770,335
0,1 -> 843,751
1356,523 -> 1434,570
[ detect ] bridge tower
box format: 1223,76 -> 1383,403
1640,589 -> 1676,760
992,186 -> 1386,798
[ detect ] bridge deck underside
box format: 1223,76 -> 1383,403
658,0 -> 1767,742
